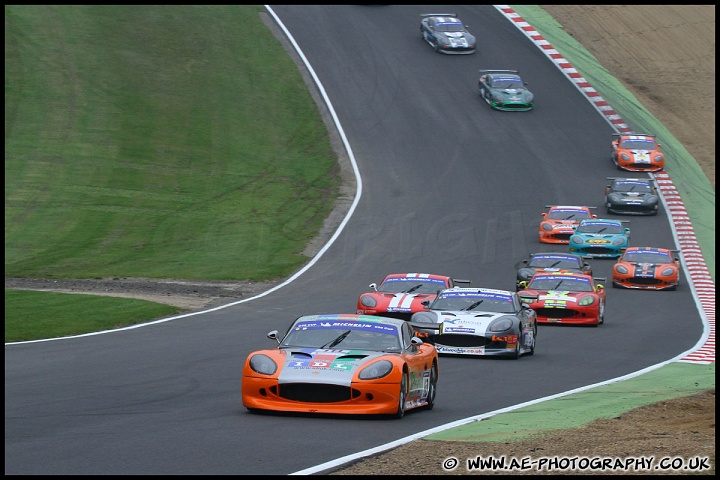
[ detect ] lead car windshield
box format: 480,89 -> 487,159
281,324 -> 402,352
436,23 -> 464,32
378,278 -> 445,294
431,294 -> 516,313
547,209 -> 590,220
577,223 -> 623,234
621,139 -> 657,150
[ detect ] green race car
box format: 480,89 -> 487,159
478,69 -> 534,111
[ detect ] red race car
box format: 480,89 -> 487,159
357,273 -> 470,321
611,133 -> 665,172
518,272 -> 606,327
612,247 -> 680,290
538,205 -> 597,244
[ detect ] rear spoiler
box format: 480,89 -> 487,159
612,132 -> 656,138
453,278 -> 472,286
607,177 -> 656,185
544,205 -> 597,209
479,69 -> 519,75
420,13 -> 456,17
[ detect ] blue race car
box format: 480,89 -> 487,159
569,218 -> 630,258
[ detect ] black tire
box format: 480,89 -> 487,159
612,154 -> 622,170
527,325 -> 537,356
424,363 -> 438,410
393,372 -> 408,419
510,336 -> 521,359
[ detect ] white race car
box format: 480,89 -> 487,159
411,287 -> 537,359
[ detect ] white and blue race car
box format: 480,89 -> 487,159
410,287 -> 537,359
420,13 -> 476,54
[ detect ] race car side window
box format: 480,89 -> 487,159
401,323 -> 415,351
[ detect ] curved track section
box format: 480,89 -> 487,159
4,5 -> 710,475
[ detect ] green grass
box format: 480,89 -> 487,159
4,290 -> 184,342
5,5 -> 341,341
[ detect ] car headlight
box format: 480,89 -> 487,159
621,153 -> 631,161
437,35 -> 449,45
358,360 -> 393,380
654,154 -> 664,163
526,93 -> 534,102
609,193 -> 622,202
487,317 -> 513,332
644,196 -> 659,205
571,236 -> 583,245
541,222 -> 553,231
360,295 -> 377,308
578,295 -> 595,306
411,312 -> 436,324
613,237 -> 626,246
494,93 -> 505,102
661,267 -> 676,276
249,354 -> 277,375
615,265 -> 629,274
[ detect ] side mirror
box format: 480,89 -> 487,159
267,330 -> 280,344
518,292 -> 536,303
369,282 -> 378,291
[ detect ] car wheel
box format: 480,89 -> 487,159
424,363 -> 438,410
527,325 -> 536,356
393,372 -> 408,419
509,337 -> 521,359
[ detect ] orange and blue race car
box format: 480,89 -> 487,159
518,272 -> 607,327
612,247 -> 680,290
241,314 -> 439,418
538,205 -> 597,244
357,273 -> 470,321
611,133 -> 665,172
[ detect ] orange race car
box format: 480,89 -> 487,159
241,314 -> 439,418
538,205 -> 597,244
612,247 -> 680,291
611,133 -> 665,172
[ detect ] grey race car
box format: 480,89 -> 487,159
420,13 -> 476,54
605,177 -> 660,215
